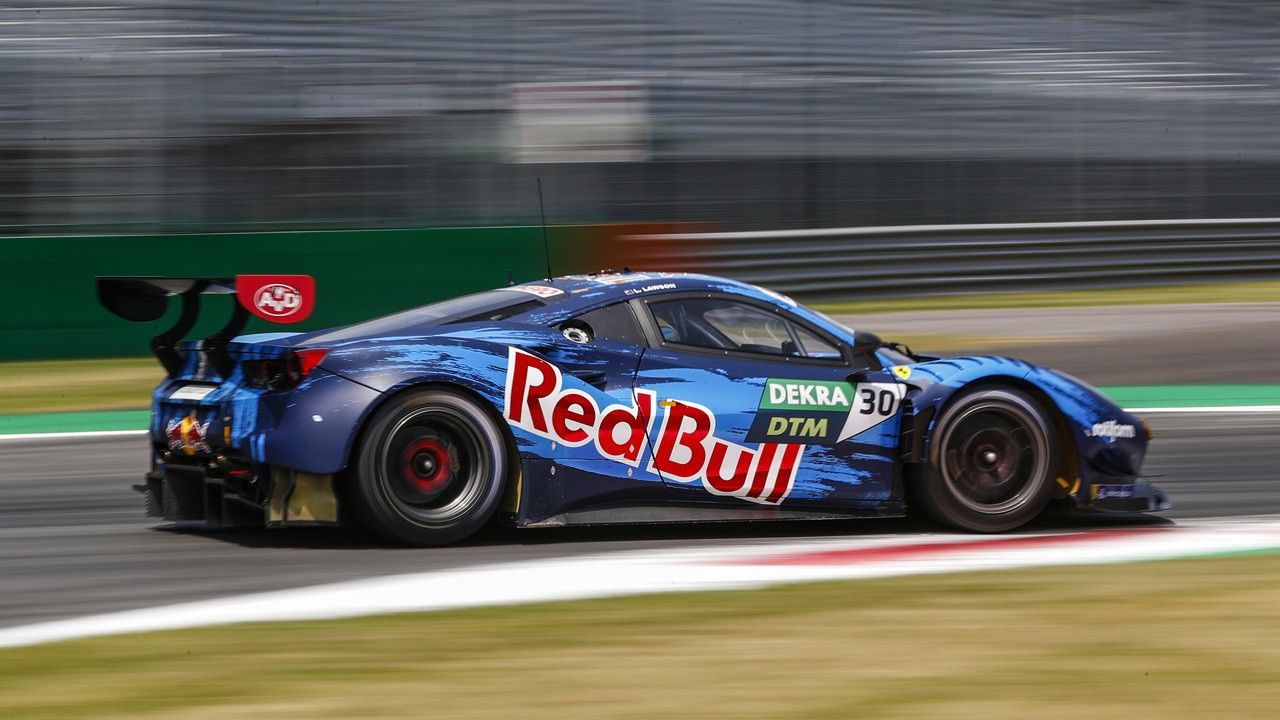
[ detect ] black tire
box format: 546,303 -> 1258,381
908,387 -> 1058,533
346,387 -> 510,546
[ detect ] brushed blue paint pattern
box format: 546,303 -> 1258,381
139,271 -> 1163,526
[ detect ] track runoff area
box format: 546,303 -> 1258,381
1,515 -> 1278,649
0,393 -> 1278,649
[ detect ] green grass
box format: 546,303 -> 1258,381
3,554 -> 1279,719
0,357 -> 161,414
811,278 -> 1280,315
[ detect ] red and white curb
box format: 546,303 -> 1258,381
2,516 -> 1279,649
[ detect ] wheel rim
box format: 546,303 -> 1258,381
938,399 -> 1049,515
379,405 -> 492,526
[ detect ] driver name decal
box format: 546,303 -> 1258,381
503,348 -> 803,505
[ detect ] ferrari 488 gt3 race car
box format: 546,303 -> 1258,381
98,271 -> 1167,545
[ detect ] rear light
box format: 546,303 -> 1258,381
294,348 -> 328,376
242,348 -> 329,390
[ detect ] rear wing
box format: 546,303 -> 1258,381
97,275 -> 315,378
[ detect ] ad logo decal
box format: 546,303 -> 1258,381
236,274 -> 315,324
1091,484 -> 1136,500
503,348 -> 802,505
1089,420 -> 1136,439
510,285 -> 565,298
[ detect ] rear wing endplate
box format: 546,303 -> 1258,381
96,275 -> 315,378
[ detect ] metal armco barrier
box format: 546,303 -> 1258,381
620,218 -> 1280,300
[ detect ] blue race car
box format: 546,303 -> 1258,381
97,271 -> 1166,545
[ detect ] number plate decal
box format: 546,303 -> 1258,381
837,383 -> 906,441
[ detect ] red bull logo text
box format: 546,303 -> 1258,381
503,348 -> 802,504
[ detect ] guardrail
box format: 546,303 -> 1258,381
619,218 -> 1280,300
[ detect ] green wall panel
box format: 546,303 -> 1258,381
0,226 -> 593,361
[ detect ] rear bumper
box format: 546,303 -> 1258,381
140,463 -> 339,527
154,368 -> 380,476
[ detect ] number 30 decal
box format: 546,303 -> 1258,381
838,383 -> 907,440
859,387 -> 898,415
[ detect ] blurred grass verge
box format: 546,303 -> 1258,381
2,553 -> 1278,719
0,358 -> 160,414
1,279 -> 1278,415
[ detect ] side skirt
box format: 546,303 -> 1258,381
518,503 -> 904,528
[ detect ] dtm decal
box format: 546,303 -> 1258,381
747,378 -> 905,444
503,348 -> 803,505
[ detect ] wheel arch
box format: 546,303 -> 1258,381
913,375 -> 1079,498
338,376 -> 524,514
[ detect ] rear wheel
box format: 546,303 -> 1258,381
909,387 -> 1057,532
347,387 -> 509,546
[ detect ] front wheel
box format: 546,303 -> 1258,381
346,387 -> 510,546
908,387 -> 1058,532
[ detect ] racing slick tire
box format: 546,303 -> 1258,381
347,387 -> 509,546
908,386 -> 1058,533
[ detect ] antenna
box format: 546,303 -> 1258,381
537,177 -> 553,280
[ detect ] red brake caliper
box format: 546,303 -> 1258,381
402,437 -> 452,493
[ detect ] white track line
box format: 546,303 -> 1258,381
1,519 -> 1278,650
0,406 -> 1274,442
0,429 -> 148,443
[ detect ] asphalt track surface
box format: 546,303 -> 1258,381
2,412 -> 1277,630
1,303 -> 1277,631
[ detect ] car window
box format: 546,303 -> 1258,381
454,300 -> 545,324
302,290 -> 544,343
572,302 -> 646,345
648,297 -> 842,360
793,325 -> 842,359
702,303 -> 790,354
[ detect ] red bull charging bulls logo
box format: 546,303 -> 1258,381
503,348 -> 803,505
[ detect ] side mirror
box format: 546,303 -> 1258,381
851,330 -> 883,371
